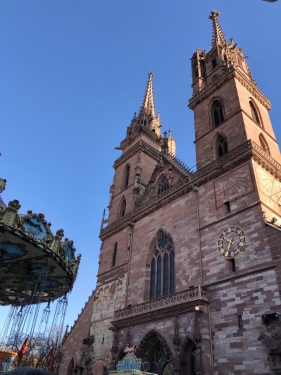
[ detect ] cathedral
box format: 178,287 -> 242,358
59,10 -> 281,375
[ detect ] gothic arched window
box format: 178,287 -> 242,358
249,101 -> 260,125
158,176 -> 169,194
259,133 -> 270,155
124,165 -> 130,188
217,135 -> 228,157
120,199 -> 126,217
211,100 -> 224,127
150,232 -> 175,300
112,242 -> 117,267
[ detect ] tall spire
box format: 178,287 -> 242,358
139,72 -> 156,117
209,10 -> 228,47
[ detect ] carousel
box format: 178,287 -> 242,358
0,177 -> 81,372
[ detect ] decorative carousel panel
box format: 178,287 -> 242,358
0,225 -> 77,306
20,212 -> 53,243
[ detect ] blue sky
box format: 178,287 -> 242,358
0,0 -> 281,331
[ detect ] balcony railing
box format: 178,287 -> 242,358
114,286 -> 207,320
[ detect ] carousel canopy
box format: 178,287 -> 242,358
0,199 -> 81,306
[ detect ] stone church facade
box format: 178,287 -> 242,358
59,10 -> 281,375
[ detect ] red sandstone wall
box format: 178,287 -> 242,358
58,291 -> 95,375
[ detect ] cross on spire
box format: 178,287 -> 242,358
139,71 -> 156,117
209,10 -> 228,47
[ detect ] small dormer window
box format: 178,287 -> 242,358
212,58 -> 217,69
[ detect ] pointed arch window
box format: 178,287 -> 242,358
211,100 -> 224,127
112,242 -> 117,267
120,199 -> 126,217
150,232 -> 175,300
124,165 -> 130,188
217,135 -> 228,157
158,176 -> 169,194
259,133 -> 270,155
249,101 -> 260,125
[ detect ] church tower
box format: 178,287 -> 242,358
189,10 -> 280,170
105,72 -> 176,228
59,10 -> 281,375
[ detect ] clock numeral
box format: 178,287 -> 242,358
237,230 -> 241,234
225,251 -> 228,257
218,244 -> 222,248
231,252 -> 234,257
240,236 -> 245,239
228,228 -> 231,233
239,242 -> 244,246
222,232 -> 226,236
220,249 -> 225,254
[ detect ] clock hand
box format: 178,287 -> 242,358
224,236 -> 233,244
227,241 -> 232,252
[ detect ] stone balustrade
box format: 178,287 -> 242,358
114,286 -> 207,320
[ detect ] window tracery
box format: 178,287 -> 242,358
150,232 -> 175,300
211,100 -> 224,127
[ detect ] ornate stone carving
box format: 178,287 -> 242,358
98,266 -> 127,284
173,316 -> 181,375
74,350 -> 95,375
258,312 -> 281,374
114,287 -> 207,320
192,349 -> 202,375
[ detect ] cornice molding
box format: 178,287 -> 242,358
111,286 -> 208,328
188,66 -> 271,110
113,140 -> 160,169
120,125 -> 161,150
97,263 -> 128,284
234,70 -> 271,110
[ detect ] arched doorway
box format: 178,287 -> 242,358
136,330 -> 173,375
180,337 -> 197,375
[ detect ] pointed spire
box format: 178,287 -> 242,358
139,72 -> 156,117
209,10 -> 227,47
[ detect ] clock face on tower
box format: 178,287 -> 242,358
217,226 -> 246,259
